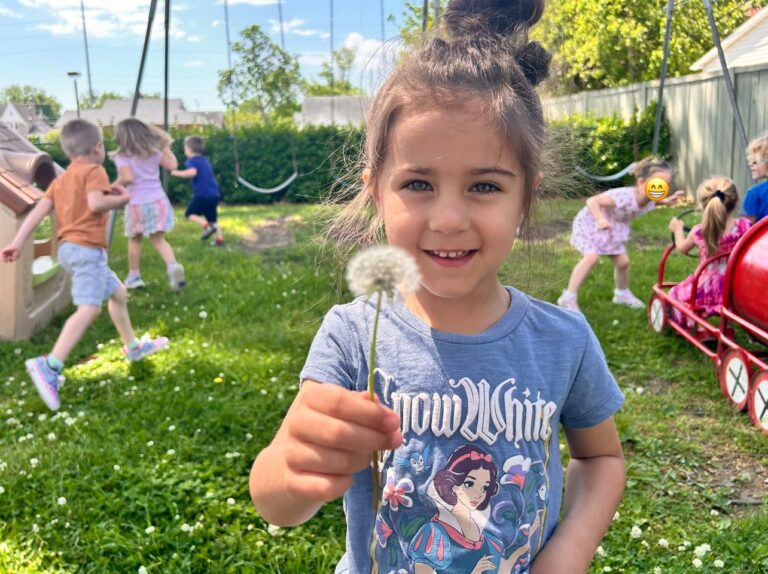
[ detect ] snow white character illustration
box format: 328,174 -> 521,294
407,445 -> 538,573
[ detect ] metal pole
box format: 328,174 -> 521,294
652,0 -> 674,156
380,0 -> 385,41
163,0 -> 170,191
330,0 -> 335,126
131,0 -> 159,116
434,0 -> 440,28
73,79 -> 80,118
80,0 -> 95,107
702,0 -> 750,176
421,0 -> 429,46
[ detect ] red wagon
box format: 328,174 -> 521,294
648,216 -> 768,433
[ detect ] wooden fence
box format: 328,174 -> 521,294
542,63 -> 768,195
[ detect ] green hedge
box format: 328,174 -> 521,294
550,101 -> 671,192
36,101 -> 668,203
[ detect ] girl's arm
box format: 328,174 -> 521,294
586,193 -> 616,229
530,417 -> 625,574
170,167 -> 197,179
159,147 -> 178,171
668,218 -> 696,254
115,165 -> 134,187
249,380 -> 403,527
87,184 -> 130,213
0,197 -> 53,262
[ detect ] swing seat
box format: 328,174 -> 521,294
236,171 -> 298,195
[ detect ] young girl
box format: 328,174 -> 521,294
112,118 -> 185,290
558,158 -> 684,312
668,176 -> 751,327
250,2 -> 626,573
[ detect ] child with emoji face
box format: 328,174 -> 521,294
558,157 -> 685,312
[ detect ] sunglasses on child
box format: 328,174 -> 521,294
748,159 -> 768,167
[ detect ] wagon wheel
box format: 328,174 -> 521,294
748,370 -> 768,433
718,348 -> 751,411
670,208 -> 698,258
648,294 -> 667,334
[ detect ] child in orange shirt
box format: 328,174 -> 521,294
1,119 -> 168,411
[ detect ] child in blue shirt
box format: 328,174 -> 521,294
248,2 -> 626,573
743,135 -> 768,223
171,136 -> 224,245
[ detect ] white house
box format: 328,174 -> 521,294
691,6 -> 768,73
0,103 -> 52,137
294,96 -> 370,128
55,98 -> 224,129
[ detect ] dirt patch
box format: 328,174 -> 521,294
241,216 -> 298,251
704,451 -> 767,513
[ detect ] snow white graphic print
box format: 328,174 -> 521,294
371,444 -> 547,574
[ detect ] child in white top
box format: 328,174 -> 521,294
112,117 -> 185,291
249,2 -> 626,573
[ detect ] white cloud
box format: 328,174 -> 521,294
21,1 -> 188,40
225,0 -> 277,5
184,60 -> 205,68
212,20 -> 221,28
269,18 -> 330,39
187,35 -> 202,43
0,4 -> 22,17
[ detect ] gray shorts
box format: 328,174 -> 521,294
58,242 -> 121,306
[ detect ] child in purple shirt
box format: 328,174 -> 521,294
113,118 -> 185,291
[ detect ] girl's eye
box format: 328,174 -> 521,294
481,484 -> 489,493
471,182 -> 501,194
463,480 -> 475,489
404,180 -> 432,192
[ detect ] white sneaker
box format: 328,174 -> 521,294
557,292 -> 581,312
612,290 -> 644,308
124,275 -> 145,289
168,263 -> 186,291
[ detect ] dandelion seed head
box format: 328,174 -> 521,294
346,246 -> 420,299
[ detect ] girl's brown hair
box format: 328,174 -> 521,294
697,176 -> 739,257
632,156 -> 673,182
327,0 -> 551,248
113,117 -> 173,159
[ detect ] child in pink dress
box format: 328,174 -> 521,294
558,157 -> 685,312
668,176 -> 751,326
112,118 -> 185,291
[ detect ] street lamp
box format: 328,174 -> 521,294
67,71 -> 81,118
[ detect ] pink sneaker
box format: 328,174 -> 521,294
612,290 -> 644,308
124,335 -> 169,362
557,292 -> 581,312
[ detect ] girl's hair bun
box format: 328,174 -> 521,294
516,41 -> 551,86
444,0 -> 545,38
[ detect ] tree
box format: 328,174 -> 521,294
304,46 -> 363,97
0,84 -> 62,122
394,0 -> 447,51
217,24 -> 301,124
533,0 -> 768,92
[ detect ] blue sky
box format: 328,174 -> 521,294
0,0 -> 413,113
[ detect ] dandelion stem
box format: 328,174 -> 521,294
368,292 -> 383,511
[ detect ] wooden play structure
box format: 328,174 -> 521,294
0,121 -> 69,341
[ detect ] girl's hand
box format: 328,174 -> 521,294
0,243 -> 21,262
597,218 -> 612,230
470,556 -> 497,574
659,190 -> 686,206
668,217 -> 683,233
279,381 -> 403,503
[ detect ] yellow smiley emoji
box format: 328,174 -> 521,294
645,177 -> 670,202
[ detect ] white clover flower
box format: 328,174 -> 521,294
180,523 -> 191,532
612,511 -> 620,521
654,568 -> 662,574
694,544 -> 711,558
113,464 -> 120,471
29,458 -> 39,467
168,425 -> 175,432
596,545 -> 605,557
267,524 -> 281,536
139,566 -> 148,574
710,509 -> 719,516
144,525 -> 155,534
692,558 -> 702,568
0,486 -> 5,494
658,538 -> 669,548
713,559 -> 724,568
38,414 -> 47,422
199,310 -> 208,320
47,432 -> 56,441
32,523 -> 39,533
227,497 -> 236,505
346,246 -> 420,299
166,449 -> 175,456
630,525 -> 642,539
57,496 -> 67,506
146,441 -> 154,447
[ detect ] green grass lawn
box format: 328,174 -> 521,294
1,200 -> 766,573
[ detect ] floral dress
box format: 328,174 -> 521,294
669,218 -> 752,325
570,187 -> 655,255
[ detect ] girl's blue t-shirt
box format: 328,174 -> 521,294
300,286 -> 624,574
